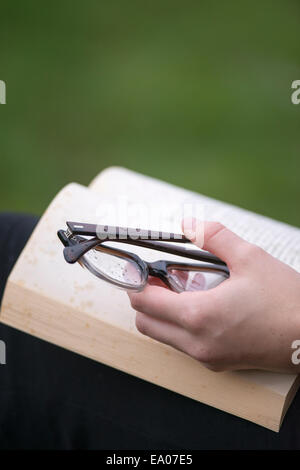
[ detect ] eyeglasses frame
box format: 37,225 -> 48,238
57,221 -> 230,292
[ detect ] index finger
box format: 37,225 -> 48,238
127,284 -> 216,328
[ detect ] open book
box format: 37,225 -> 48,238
1,166 -> 300,432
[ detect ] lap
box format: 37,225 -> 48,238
0,213 -> 299,449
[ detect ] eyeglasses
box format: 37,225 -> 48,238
57,221 -> 229,293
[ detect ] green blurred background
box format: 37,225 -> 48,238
0,0 -> 299,226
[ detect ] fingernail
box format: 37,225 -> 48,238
183,217 -> 196,241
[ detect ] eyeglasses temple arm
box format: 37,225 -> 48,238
110,238 -> 226,266
66,221 -> 190,242
60,228 -> 226,267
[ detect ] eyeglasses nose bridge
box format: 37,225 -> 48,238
147,260 -> 168,277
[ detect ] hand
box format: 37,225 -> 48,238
127,220 -> 300,372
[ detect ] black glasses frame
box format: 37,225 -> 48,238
57,221 -> 229,292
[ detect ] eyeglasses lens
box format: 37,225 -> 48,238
167,268 -> 227,292
82,249 -> 144,289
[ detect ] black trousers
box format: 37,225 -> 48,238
0,213 -> 300,450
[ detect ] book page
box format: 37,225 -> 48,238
89,167 -> 300,272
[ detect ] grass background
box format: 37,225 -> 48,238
0,0 -> 299,226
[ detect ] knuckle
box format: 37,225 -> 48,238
243,242 -> 259,258
205,222 -> 227,244
179,292 -> 215,331
211,222 -> 226,232
199,349 -> 215,364
180,303 -> 203,331
189,343 -> 214,364
189,343 -> 226,372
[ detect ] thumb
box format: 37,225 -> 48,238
182,218 -> 251,268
